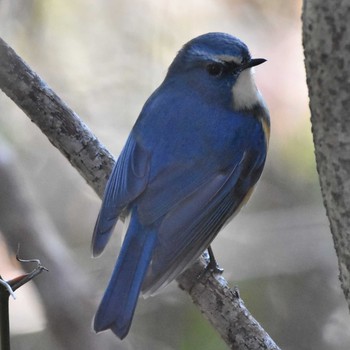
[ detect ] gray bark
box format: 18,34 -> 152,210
0,37 -> 280,349
178,256 -> 280,349
302,0 -> 350,309
0,38 -> 114,198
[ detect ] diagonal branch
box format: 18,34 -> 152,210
0,38 -> 114,198
0,37 -> 280,350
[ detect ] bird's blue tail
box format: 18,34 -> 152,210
93,212 -> 157,339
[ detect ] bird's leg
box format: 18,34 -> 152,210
206,245 -> 224,274
192,246 -> 224,289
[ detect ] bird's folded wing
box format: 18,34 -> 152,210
141,151 -> 258,295
91,135 -> 150,256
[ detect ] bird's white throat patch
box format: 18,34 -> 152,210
231,69 -> 261,110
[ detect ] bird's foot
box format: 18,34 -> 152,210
206,246 -> 224,274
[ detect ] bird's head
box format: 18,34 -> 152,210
166,32 -> 266,111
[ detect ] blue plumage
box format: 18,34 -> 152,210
92,32 -> 270,339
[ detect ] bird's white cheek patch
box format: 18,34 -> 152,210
231,69 -> 260,110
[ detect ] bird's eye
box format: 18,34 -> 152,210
228,61 -> 241,70
206,63 -> 224,77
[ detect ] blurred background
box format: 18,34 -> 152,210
0,0 -> 349,349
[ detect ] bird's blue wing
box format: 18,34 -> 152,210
141,148 -> 266,295
137,162 -> 219,226
92,134 -> 150,257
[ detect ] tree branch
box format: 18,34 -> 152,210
0,37 -> 280,349
0,38 -> 114,198
178,254 -> 280,349
302,0 -> 350,311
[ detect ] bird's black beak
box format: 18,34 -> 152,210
243,58 -> 266,70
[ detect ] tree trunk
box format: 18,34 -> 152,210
302,0 -> 350,310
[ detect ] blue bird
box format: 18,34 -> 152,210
92,32 -> 270,339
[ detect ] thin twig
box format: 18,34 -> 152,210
8,248 -> 49,292
0,280 -> 15,300
0,279 -> 11,350
0,254 -> 47,350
